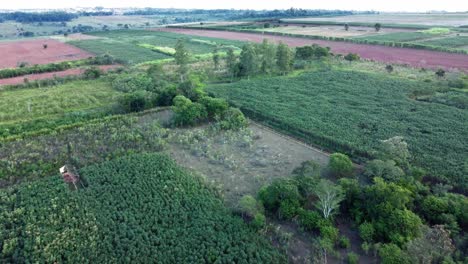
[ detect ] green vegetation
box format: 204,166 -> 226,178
70,38 -> 171,64
416,36 -> 468,48
352,32 -> 430,42
207,69 -> 468,191
0,55 -> 117,80
0,79 -> 121,138
420,27 -> 452,34
0,153 -> 284,262
70,30 -> 245,64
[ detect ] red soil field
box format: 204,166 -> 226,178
160,28 -> 468,71
0,65 -> 120,86
0,39 -> 93,69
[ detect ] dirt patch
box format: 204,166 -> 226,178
167,122 -> 329,207
0,65 -> 120,86
0,39 -> 94,69
161,28 -> 468,71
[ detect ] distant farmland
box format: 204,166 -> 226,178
282,13 -> 468,27
0,39 -> 92,69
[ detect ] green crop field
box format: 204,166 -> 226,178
0,79 -> 121,138
352,31 -> 431,42
70,30 -> 244,64
207,69 -> 468,192
0,153 -> 284,263
70,38 -> 171,63
415,36 -> 468,48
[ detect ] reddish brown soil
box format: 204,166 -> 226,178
0,39 -> 93,69
160,28 -> 468,71
0,65 -> 120,86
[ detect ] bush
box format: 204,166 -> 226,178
359,222 -> 375,243
112,73 -> 153,93
339,236 -> 351,249
379,243 -> 410,264
83,66 -> 103,79
154,86 -> 178,106
318,219 -> 339,243
298,209 -> 321,231
329,153 -> 354,178
239,195 -> 259,217
172,95 -> 207,126
344,53 -> 360,62
218,107 -> 248,130
364,159 -> 405,182
279,199 -> 300,220
119,91 -> 149,112
251,213 -> 266,229
199,96 -> 229,118
258,178 -> 302,213
347,252 -> 359,264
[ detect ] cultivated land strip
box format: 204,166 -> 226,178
161,28 -> 468,71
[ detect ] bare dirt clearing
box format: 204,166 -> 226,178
0,39 -> 93,69
162,28 -> 468,71
167,122 -> 329,207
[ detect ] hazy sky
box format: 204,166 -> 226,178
2,0 -> 468,12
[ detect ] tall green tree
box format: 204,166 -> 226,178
276,42 -> 293,75
225,48 -> 237,81
239,43 -> 258,78
174,39 -> 190,82
259,39 -> 276,74
212,47 -> 220,70
375,23 -> 382,32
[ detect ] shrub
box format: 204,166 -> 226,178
347,252 -> 359,264
279,199 -> 300,220
364,159 -> 405,183
379,243 -> 410,264
298,209 -> 321,231
359,222 -> 375,243
329,153 -> 354,178
218,107 -> 248,130
239,195 -> 259,217
339,236 -> 351,249
112,73 -> 153,93
258,178 -> 301,213
435,69 -> 445,78
385,65 -> 394,73
83,66 -> 103,79
154,86 -> 178,106
199,96 -> 229,118
344,53 -> 360,62
318,219 -> 339,243
119,91 -> 149,112
251,213 -> 266,229
172,95 -> 207,126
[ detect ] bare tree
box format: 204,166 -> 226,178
314,179 -> 344,219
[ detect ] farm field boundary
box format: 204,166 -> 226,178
162,27 -> 468,71
165,26 -> 468,55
